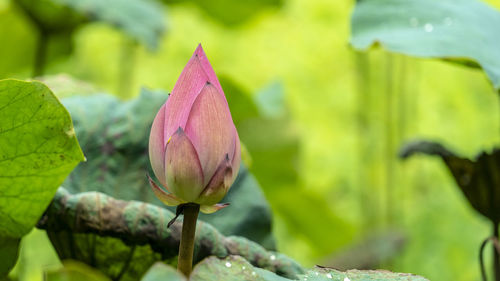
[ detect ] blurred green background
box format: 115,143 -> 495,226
3,0 -> 500,280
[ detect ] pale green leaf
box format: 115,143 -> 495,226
351,0 -> 500,90
141,262 -> 186,281
0,79 -> 84,238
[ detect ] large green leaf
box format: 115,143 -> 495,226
0,79 -> 84,238
350,0 -> 500,90
37,187 -> 304,281
60,89 -> 276,249
188,256 -> 429,281
0,79 -> 83,277
142,256 -> 429,281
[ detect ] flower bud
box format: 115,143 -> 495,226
148,44 -> 240,213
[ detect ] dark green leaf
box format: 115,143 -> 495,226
400,140 -> 500,222
0,79 -> 84,238
0,236 -> 20,277
37,187 -> 304,280
14,0 -> 165,49
14,0 -> 85,33
56,0 -> 166,49
351,0 -> 500,90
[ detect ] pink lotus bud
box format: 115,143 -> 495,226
149,44 -> 240,213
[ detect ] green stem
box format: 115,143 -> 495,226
178,203 -> 200,277
384,53 -> 395,226
494,221 -> 499,281
33,30 -> 49,77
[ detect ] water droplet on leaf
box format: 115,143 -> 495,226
424,23 -> 433,32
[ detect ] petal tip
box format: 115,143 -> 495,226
200,203 -> 230,214
147,174 -> 182,206
194,43 -> 205,57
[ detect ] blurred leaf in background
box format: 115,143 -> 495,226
350,0 -> 500,90
45,260 -> 111,281
164,0 -> 283,26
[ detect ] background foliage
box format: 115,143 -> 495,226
2,0 -> 500,280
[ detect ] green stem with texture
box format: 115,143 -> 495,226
178,203 -> 200,277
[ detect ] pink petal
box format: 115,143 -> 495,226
230,129 -> 241,184
194,44 -> 224,96
149,104 -> 168,188
148,175 -> 183,206
165,128 -> 205,202
194,45 -> 236,125
184,83 -> 236,185
200,203 -> 230,214
163,55 -> 209,140
195,155 -> 233,206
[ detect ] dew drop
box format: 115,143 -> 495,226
315,272 -> 319,276
326,273 -> 333,279
270,255 -> 276,261
242,266 -> 246,270
424,23 -> 433,32
444,17 -> 452,26
225,262 -> 231,268
251,271 -> 256,276
409,17 -> 419,27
